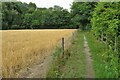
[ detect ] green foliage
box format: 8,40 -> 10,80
11,25 -> 19,29
52,48 -> 62,61
28,2 -> 36,9
2,2 -> 71,29
86,32 -> 118,78
2,1 -> 98,30
47,31 -> 86,78
70,2 -> 97,30
91,2 -> 120,78
91,2 -> 119,54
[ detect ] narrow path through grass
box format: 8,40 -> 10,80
47,31 -> 119,78
60,32 -> 86,78
84,35 -> 95,78
85,32 -> 119,78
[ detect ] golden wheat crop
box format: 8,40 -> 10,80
2,29 -> 77,78
0,31 -> 2,78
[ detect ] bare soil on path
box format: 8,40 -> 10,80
18,54 -> 52,78
84,35 -> 95,78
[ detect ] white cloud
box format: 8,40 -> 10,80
18,0 -> 73,11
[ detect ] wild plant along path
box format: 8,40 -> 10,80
84,35 -> 95,78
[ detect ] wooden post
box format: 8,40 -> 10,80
62,37 -> 64,55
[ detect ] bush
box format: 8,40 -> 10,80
11,25 -> 20,29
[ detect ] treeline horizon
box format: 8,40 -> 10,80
1,1 -> 96,30
1,2 -> 75,30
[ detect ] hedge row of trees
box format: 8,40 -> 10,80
91,2 -> 120,52
70,2 -> 97,30
2,2 -> 72,29
91,2 -> 120,77
1,1 -> 96,30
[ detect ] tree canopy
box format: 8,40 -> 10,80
2,2 -> 71,30
1,1 -> 97,30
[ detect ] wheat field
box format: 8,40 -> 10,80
2,29 -> 77,78
0,31 -> 2,78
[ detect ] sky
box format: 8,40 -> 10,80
18,0 -> 74,11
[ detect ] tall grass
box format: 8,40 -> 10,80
47,31 -> 86,78
47,31 -> 78,78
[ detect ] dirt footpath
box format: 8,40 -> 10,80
18,54 -> 52,78
84,35 -> 95,78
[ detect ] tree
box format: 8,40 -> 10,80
28,2 -> 37,10
2,1 -> 74,29
70,2 -> 97,30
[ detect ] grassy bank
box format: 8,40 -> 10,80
47,31 -> 118,78
85,32 -> 118,78
47,31 -> 86,78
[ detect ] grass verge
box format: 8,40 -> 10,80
85,32 -> 118,78
47,31 -> 86,78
